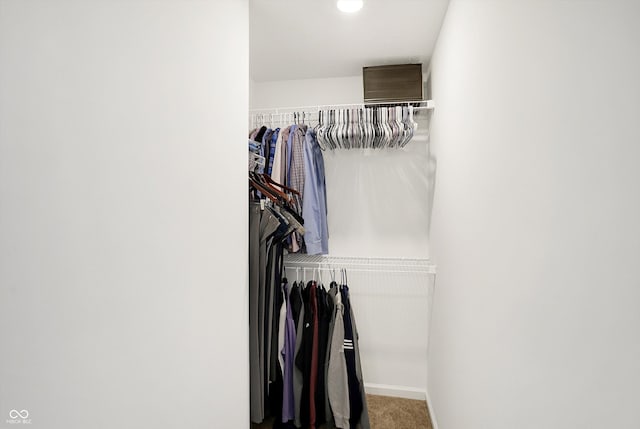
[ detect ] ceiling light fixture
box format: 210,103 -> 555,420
337,0 -> 363,14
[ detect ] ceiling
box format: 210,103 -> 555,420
250,0 -> 450,82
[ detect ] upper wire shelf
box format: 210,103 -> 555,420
249,99 -> 435,115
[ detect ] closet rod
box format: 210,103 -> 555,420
249,99 -> 435,113
284,260 -> 435,268
283,266 -> 436,275
284,255 -> 435,266
283,261 -> 437,274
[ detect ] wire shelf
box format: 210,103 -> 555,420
249,100 -> 435,113
283,254 -> 436,274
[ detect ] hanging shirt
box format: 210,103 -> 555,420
286,125 -> 297,187
291,282 -> 306,428
298,281 -> 315,426
288,125 -> 307,253
324,284 -> 339,426
254,126 -> 267,146
315,286 -> 332,427
309,281 -> 320,429
288,125 -> 306,196
341,285 -> 363,429
262,128 -> 273,161
249,127 -> 260,142
273,126 -> 290,185
267,128 -> 280,177
302,130 -> 329,255
328,285 -> 350,429
250,206 -> 284,424
282,282 -> 297,423
278,281 -> 288,375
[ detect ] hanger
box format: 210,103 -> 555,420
261,173 -> 300,196
249,178 -> 280,205
303,267 -> 308,282
250,172 -> 293,202
249,174 -> 290,206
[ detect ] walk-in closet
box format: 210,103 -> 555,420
248,2 -> 446,427
2,1 -> 639,429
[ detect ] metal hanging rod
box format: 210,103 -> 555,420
249,99 -> 435,113
284,254 -> 434,265
283,255 -> 437,274
283,266 -> 435,275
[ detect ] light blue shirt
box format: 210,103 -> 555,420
302,130 -> 329,255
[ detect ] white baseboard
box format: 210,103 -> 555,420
425,387 -> 439,429
363,383 -> 427,401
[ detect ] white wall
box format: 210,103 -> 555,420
250,74 -> 431,109
250,76 -> 363,109
428,1 -> 640,428
0,1 -> 248,428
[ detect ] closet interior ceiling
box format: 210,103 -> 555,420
250,0 -> 450,82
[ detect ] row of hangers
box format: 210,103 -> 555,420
285,266 -> 350,286
251,111 -> 311,128
249,171 -> 306,242
249,171 -> 300,207
316,105 -> 419,150
251,105 -> 421,150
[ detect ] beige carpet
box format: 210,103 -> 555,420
366,394 -> 432,429
252,394 -> 433,429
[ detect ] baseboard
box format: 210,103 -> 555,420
425,387 -> 439,429
363,383 -> 427,401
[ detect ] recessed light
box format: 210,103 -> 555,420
337,0 -> 363,14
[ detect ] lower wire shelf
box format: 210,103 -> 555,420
283,254 -> 437,274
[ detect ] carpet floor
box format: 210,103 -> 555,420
366,394 -> 432,429
252,394 -> 433,429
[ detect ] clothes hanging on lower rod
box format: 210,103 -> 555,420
249,124 -> 329,256
250,201 -> 299,425
249,258 -> 371,429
